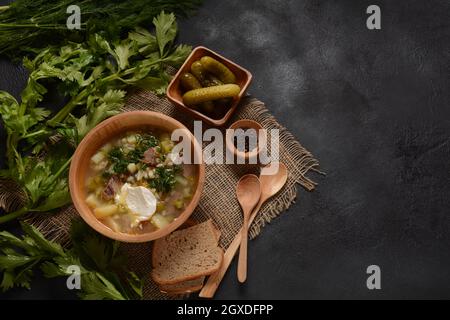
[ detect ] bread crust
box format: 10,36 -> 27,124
152,247 -> 223,285
151,219 -> 223,285
161,284 -> 204,295
159,277 -> 205,294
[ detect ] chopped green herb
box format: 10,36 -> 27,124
138,134 -> 159,150
128,134 -> 160,164
149,165 -> 182,194
106,133 -> 161,174
107,147 -> 128,174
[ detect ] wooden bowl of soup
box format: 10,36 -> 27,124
69,111 -> 205,243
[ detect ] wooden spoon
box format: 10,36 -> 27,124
200,163 -> 288,297
236,174 -> 261,283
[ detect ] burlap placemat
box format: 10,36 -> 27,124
0,89 -> 321,299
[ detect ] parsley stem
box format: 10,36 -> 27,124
120,59 -> 165,77
6,133 -> 25,178
47,156 -> 73,186
0,206 -> 29,224
6,133 -> 14,169
47,88 -> 90,127
21,129 -> 48,140
15,256 -> 44,280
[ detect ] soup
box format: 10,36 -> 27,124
85,131 -> 197,234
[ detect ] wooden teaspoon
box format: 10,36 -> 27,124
236,174 -> 261,283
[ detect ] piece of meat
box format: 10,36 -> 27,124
143,147 -> 158,166
101,176 -> 121,201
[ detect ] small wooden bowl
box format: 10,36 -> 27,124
225,119 -> 267,164
69,111 -> 205,243
167,46 -> 253,127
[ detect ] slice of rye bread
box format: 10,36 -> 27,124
179,218 -> 221,242
152,219 -> 223,285
158,226 -> 221,295
159,276 -> 205,294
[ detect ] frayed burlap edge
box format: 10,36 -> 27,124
0,178 -> 27,213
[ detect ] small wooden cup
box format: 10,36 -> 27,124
69,111 -> 205,243
225,119 -> 267,165
167,46 -> 253,127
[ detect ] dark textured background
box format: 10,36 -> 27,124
1,0 -> 450,299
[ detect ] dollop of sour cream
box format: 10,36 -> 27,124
115,183 -> 156,222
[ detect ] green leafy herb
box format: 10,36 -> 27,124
107,134 -> 160,174
0,0 -> 203,60
0,220 -> 143,300
128,134 -> 160,163
0,12 -> 192,224
138,134 -> 160,150
107,147 -> 129,175
150,165 -> 182,194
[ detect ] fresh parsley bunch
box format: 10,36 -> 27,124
0,12 -> 191,224
0,220 -> 143,299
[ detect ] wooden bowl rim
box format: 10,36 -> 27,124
69,111 -> 205,243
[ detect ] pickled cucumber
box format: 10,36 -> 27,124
190,61 -> 208,85
180,72 -> 202,91
202,75 -> 231,106
183,57 -> 239,113
205,75 -> 223,87
200,56 -> 236,84
180,72 -> 214,112
183,84 -> 240,107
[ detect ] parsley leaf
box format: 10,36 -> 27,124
71,89 -> 125,142
114,41 -> 137,71
163,44 -> 193,68
154,11 -> 178,58
0,221 -> 143,300
128,27 -> 157,56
